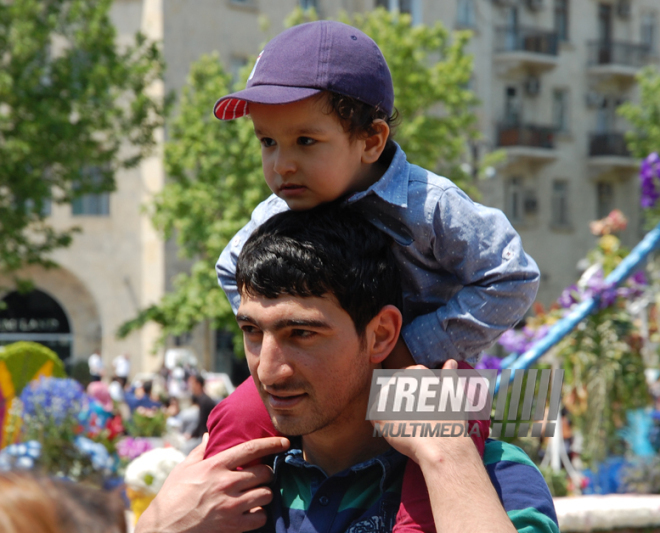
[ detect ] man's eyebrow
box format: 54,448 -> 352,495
236,315 -> 330,330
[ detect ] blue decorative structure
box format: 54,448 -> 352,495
495,221 -> 660,394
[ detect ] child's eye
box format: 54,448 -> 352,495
260,137 -> 276,148
298,137 -> 316,146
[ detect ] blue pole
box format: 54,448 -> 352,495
494,221 -> 660,394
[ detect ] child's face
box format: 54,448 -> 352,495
250,95 -> 377,210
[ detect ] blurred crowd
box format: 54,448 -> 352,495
86,349 -> 230,455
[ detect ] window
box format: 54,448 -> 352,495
504,86 -> 521,125
25,198 -> 51,217
552,89 -> 569,132
596,97 -> 615,133
551,180 -> 570,227
72,168 -> 110,217
641,13 -> 657,53
300,0 -> 318,10
375,0 -> 421,24
506,177 -> 524,224
554,0 -> 569,41
596,182 -> 614,219
230,57 -> 248,86
456,0 -> 476,28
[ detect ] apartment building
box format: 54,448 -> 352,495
1,0 -> 656,374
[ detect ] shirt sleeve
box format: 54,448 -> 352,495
216,194 -> 289,313
402,187 -> 540,366
393,441 -> 559,533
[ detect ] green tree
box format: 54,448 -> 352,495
0,0 -> 166,273
119,8 -> 488,353
618,65 -> 660,159
117,55 -> 268,347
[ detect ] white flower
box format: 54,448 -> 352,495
124,447 -> 185,495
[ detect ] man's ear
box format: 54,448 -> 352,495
365,305 -> 402,364
361,119 -> 390,164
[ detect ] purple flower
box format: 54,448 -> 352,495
498,329 -> 529,354
640,153 -> 660,209
116,437 -> 154,461
599,286 -> 618,309
558,284 -> 581,309
630,270 -> 648,287
475,354 -> 502,371
498,325 -> 550,355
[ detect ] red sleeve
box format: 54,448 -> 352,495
203,376 -> 281,459
393,460 -> 435,533
394,361 -> 489,532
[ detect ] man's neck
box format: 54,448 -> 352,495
300,420 -> 391,477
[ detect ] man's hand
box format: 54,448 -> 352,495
370,359 -> 472,465
135,434 -> 290,533
370,359 -> 517,532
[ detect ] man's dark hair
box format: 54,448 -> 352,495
190,373 -> 205,388
236,202 -> 401,335
143,380 -> 153,396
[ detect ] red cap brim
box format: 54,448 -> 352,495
213,86 -> 322,120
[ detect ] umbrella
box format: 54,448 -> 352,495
0,341 -> 66,447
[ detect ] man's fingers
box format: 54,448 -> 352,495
232,464 -> 274,492
235,486 -> 275,514
222,437 -> 290,470
241,507 -> 268,531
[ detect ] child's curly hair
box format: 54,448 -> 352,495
324,92 -> 400,147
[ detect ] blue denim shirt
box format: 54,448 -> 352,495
216,143 -> 539,366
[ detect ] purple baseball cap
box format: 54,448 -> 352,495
214,20 -> 394,120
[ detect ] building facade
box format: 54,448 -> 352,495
2,0 -> 657,375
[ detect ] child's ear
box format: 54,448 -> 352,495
361,119 -> 390,164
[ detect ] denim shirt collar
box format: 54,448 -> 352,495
347,142 -> 409,208
272,445 -> 406,493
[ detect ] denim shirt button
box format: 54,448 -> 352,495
319,496 -> 329,506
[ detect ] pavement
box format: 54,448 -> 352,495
555,494 -> 660,532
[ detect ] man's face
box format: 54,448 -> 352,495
237,292 -> 374,437
250,95 -> 374,211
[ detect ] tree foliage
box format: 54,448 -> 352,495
0,0 -> 166,272
618,66 -> 660,159
117,55 -> 268,346
119,8 -> 484,353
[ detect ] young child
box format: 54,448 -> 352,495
206,20 -> 539,527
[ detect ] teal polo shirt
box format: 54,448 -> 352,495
264,439 -> 559,533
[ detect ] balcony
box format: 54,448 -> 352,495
496,122 -> 557,162
588,132 -> 638,170
587,41 -> 654,79
494,26 -> 559,70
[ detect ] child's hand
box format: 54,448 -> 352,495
383,336 -> 415,369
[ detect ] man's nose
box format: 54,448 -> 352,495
257,333 -> 294,386
273,147 -> 296,177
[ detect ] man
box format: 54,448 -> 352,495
87,351 -> 104,382
136,204 -> 558,533
182,373 -> 218,454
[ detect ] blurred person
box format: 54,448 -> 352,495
86,381 -> 115,435
87,351 -> 104,382
112,352 -> 130,380
0,471 -> 126,533
179,374 -> 216,454
188,373 -> 217,441
125,380 -> 162,413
